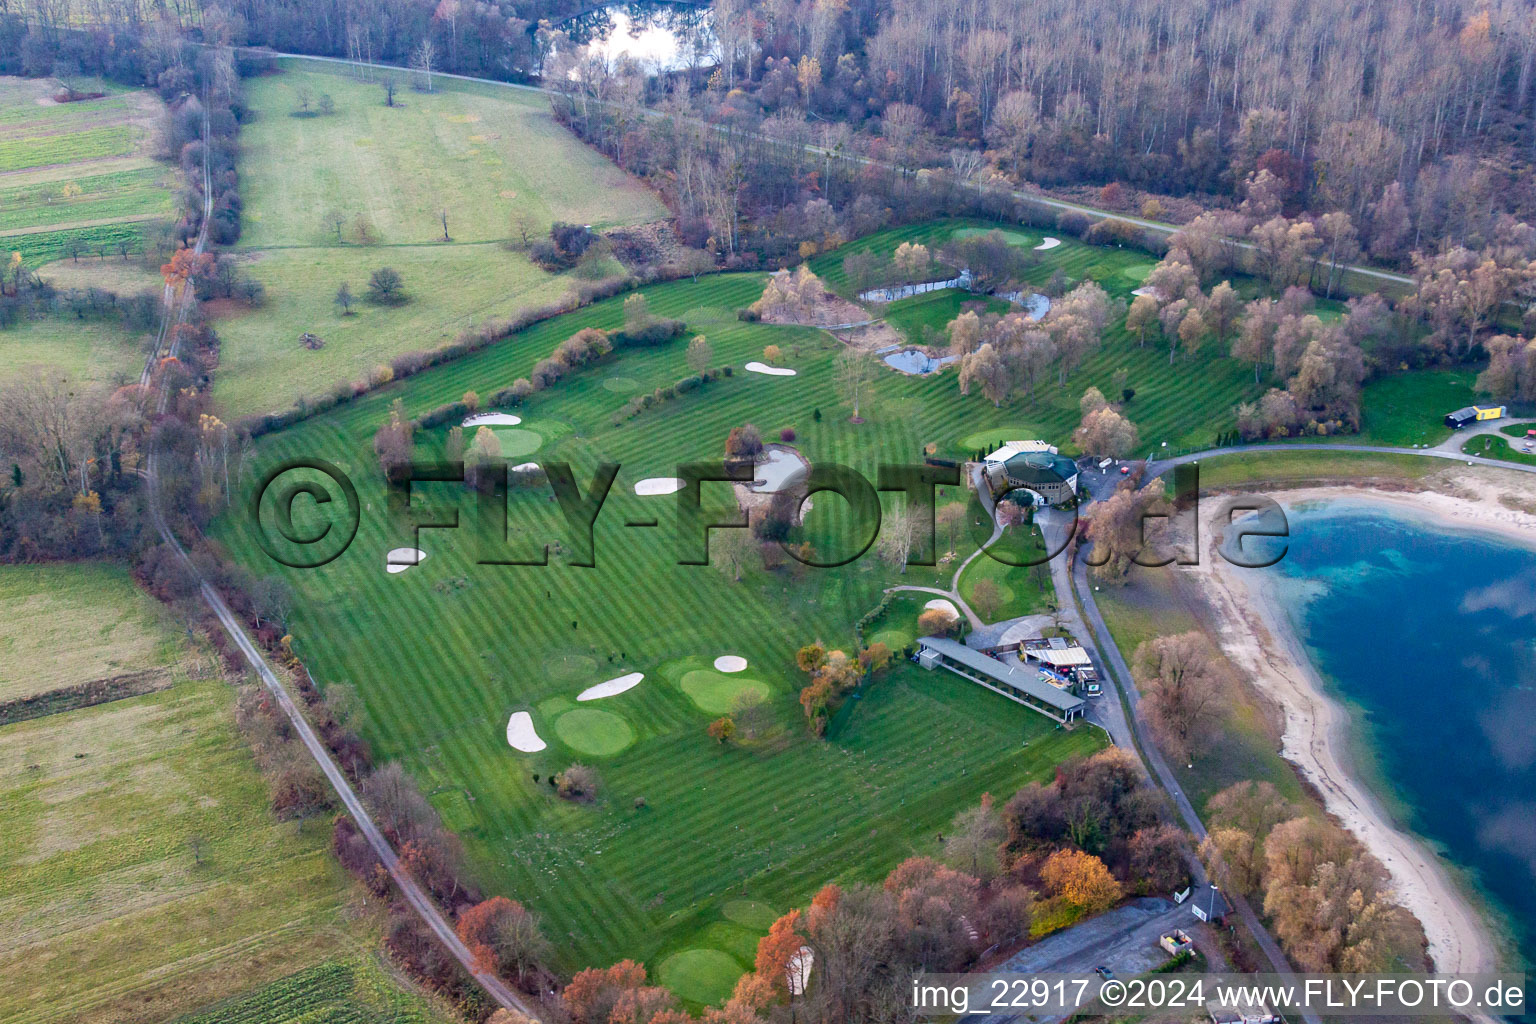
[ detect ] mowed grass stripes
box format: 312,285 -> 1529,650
211,218 -> 1282,973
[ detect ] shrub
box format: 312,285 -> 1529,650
780,427 -> 797,442
556,764 -> 600,802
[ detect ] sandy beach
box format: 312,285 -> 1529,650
1182,467 -> 1536,975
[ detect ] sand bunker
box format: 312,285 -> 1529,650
714,655 -> 748,673
1034,237 -> 1061,250
745,361 -> 797,376
1132,286 -> 1160,298
924,597 -> 960,619
506,711 -> 546,752
788,947 -> 814,996
578,672 -> 644,701
386,547 -> 427,574
635,477 -> 686,496
512,462 -> 540,472
463,412 -> 522,427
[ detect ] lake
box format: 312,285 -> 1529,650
552,3 -> 717,75
1264,502 -> 1536,971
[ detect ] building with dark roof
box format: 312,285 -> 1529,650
982,442 -> 1080,505
915,636 -> 1087,723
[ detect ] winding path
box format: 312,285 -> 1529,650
139,90 -> 542,1022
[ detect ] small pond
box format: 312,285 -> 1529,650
883,349 -> 958,375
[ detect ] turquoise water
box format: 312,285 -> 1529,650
1257,502 -> 1536,971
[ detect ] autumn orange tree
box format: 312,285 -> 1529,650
706,716 -> 736,744
454,895 -> 549,981
1041,848 -> 1122,914
754,909 -> 806,999
160,247 -> 214,288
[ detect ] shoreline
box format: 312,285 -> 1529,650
1182,477 -> 1536,976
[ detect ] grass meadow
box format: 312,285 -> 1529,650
0,77 -> 175,270
0,315 -> 154,391
209,66 -> 665,417
0,564 -> 447,1024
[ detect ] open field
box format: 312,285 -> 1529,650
209,67 -> 665,418
0,564 -> 181,703
0,563 -> 449,1024
1352,369 -> 1476,447
240,67 -> 664,247
0,315 -> 153,391
211,268 -> 1106,978
0,77 -> 174,271
209,244 -> 590,416
169,958 -> 452,1024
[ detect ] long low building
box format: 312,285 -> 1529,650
915,636 -> 1087,723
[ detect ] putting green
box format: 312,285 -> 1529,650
722,899 -> 779,931
547,653 -> 597,681
602,376 -> 640,393
492,428 -> 543,457
871,628 -> 913,652
657,949 -> 744,1007
679,670 -> 771,715
554,708 -> 635,757
1122,263 -> 1154,282
960,426 -> 1036,451
952,227 -> 1033,246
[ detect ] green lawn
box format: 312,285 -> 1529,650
1353,368 -> 1477,447
1462,432 -> 1536,466
210,67 -> 666,418
1192,450 -> 1438,490
1499,422 -> 1536,438
882,288 -> 1010,346
210,269 -> 1107,978
0,314 -> 152,391
958,533 -> 1057,622
1091,574 -> 1306,814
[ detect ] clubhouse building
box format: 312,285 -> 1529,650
980,440 -> 1080,506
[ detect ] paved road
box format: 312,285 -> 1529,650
138,92 -> 542,1021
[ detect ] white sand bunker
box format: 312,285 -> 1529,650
924,597 -> 960,619
714,655 -> 748,673
745,361 -> 797,376
1131,286 -> 1160,298
512,462 -> 540,472
635,477 -> 686,496
578,672 -> 644,701
386,547 -> 427,574
506,711 -> 546,752
788,947 -> 814,996
1034,236 -> 1061,250
463,412 -> 522,427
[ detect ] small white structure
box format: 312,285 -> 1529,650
982,439 -> 1058,464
